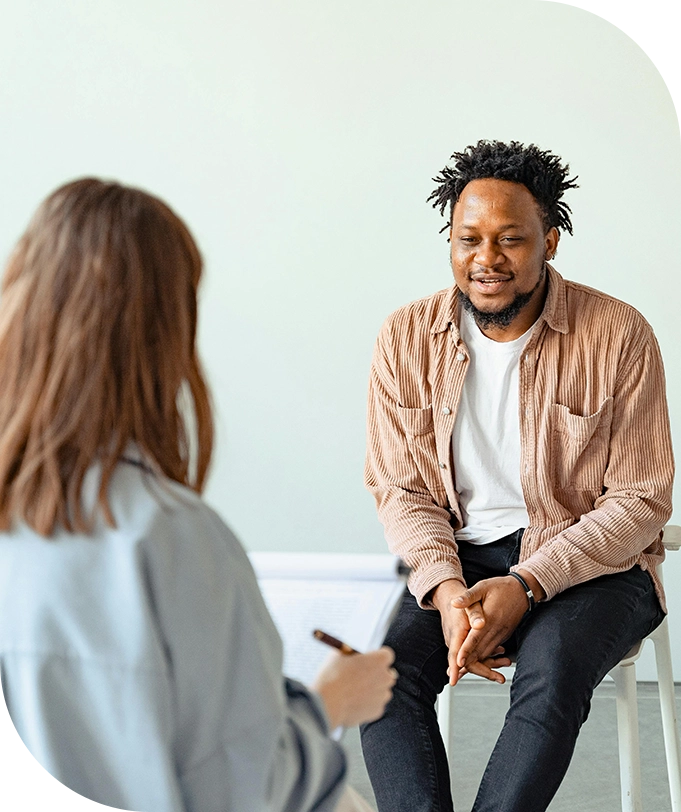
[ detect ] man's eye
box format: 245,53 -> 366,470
459,237 -> 477,243
502,237 -> 522,243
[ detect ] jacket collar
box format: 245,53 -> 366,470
430,263 -> 569,337
541,264 -> 569,334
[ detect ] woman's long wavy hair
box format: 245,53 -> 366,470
0,178 -> 214,535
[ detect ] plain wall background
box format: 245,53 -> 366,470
0,2 -> 679,799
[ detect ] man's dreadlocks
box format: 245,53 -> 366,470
427,140 -> 579,236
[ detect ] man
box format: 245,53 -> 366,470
360,140 -> 674,812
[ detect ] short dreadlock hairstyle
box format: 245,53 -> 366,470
427,140 -> 579,236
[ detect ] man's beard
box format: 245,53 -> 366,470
459,266 -> 546,331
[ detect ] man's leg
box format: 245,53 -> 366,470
360,588 -> 452,812
360,532 -> 524,812
471,565 -> 664,812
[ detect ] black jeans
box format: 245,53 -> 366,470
360,530 -> 664,812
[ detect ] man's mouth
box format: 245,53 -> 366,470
470,275 -> 512,295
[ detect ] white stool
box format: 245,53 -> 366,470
437,524 -> 681,812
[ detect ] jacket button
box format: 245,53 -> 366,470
442,407 -> 451,415
439,462 -> 447,469
456,352 -> 465,361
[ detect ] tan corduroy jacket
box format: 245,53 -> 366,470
365,266 -> 674,611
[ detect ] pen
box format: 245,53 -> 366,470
313,628 -> 360,655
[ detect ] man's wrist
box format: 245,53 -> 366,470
430,579 -> 467,612
514,568 -> 546,603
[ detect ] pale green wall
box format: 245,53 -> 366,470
0,2 -> 678,675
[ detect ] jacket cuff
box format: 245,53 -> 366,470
510,552 -> 570,601
409,564 -> 467,609
285,678 -> 330,733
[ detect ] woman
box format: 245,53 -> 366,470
0,179 -> 395,812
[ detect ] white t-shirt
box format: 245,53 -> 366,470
452,308 -> 532,545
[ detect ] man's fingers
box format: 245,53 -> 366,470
455,652 -> 511,683
463,601 -> 485,630
451,586 -> 482,609
462,636 -> 507,668
456,628 -> 484,668
469,650 -> 513,681
482,654 -> 512,668
466,660 -> 507,684
447,628 -> 468,686
447,649 -> 460,687
456,628 -> 504,669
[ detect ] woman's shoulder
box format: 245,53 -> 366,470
109,458 -> 248,570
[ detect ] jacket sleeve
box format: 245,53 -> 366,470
142,501 -> 346,812
364,321 -> 466,607
514,322 -> 675,600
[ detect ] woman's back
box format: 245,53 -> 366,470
0,178 -> 394,812
0,455 -> 343,812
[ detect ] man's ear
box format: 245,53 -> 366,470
545,227 -> 560,260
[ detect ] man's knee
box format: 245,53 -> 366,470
508,661 -> 595,735
381,593 -> 449,700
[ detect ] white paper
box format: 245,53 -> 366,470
249,552 -> 406,686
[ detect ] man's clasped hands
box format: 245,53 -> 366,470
431,570 -> 547,686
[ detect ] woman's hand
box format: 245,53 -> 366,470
312,646 -> 397,729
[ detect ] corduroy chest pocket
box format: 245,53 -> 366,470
396,404 -> 434,437
550,397 -> 614,491
396,404 -> 448,502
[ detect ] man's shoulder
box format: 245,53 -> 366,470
562,278 -> 654,338
379,287 -> 455,338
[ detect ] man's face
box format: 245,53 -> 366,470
449,178 -> 558,334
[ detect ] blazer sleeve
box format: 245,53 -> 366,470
140,499 -> 346,812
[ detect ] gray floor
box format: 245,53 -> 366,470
343,680 -> 680,811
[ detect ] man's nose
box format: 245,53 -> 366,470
474,241 -> 504,268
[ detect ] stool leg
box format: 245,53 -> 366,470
436,684 -> 457,795
652,622 -> 681,812
437,684 -> 453,759
611,662 -> 643,812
